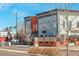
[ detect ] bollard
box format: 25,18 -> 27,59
8,42 -> 11,46
34,37 -> 39,47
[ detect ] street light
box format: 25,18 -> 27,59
13,9 -> 18,39
15,12 -> 18,40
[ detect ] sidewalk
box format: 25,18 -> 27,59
11,45 -> 29,48
31,46 -> 79,50
58,46 -> 79,50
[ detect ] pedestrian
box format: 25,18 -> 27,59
11,36 -> 16,45
7,32 -> 12,46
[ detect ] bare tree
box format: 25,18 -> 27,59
57,3 -> 77,56
48,3 -> 77,56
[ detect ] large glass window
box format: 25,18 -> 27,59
77,22 -> 79,27
53,22 -> 56,28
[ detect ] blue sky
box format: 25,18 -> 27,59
0,3 -> 79,31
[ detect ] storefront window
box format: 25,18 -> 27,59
77,22 -> 79,27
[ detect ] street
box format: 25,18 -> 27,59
0,45 -> 79,56
0,45 -> 29,56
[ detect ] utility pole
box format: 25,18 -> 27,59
62,4 -> 73,56
15,12 -> 18,39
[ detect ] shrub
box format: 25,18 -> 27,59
28,47 -> 61,56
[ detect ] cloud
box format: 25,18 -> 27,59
24,3 -> 56,12
24,3 -> 39,7
0,3 -> 12,11
18,10 -> 26,16
12,9 -> 30,18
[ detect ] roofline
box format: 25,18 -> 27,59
24,16 -> 31,19
36,9 -> 79,16
24,16 -> 37,21
24,16 -> 37,19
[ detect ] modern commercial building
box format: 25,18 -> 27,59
36,9 -> 79,38
24,9 -> 79,39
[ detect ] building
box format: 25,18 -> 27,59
0,29 -> 16,42
36,9 -> 79,38
24,9 -> 79,39
24,16 -> 32,37
0,27 -> 16,37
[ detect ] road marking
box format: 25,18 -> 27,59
0,48 -> 28,54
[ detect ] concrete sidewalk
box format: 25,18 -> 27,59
34,46 -> 79,50
58,46 -> 79,50
0,45 -> 30,54
0,48 -> 27,54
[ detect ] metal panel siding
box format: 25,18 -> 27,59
25,19 -> 31,35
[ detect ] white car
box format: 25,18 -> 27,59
11,39 -> 19,45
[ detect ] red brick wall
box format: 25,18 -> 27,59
76,41 -> 79,46
0,37 -> 6,42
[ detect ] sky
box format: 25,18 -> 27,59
0,3 -> 79,31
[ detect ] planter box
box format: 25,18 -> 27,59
76,41 -> 79,46
44,42 -> 50,46
55,42 -> 60,46
49,42 -> 54,46
60,41 -> 67,46
0,37 -> 6,42
39,42 -> 45,46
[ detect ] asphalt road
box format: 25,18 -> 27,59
0,45 -> 79,56
0,45 -> 29,56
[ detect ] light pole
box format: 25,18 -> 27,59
15,12 -> 18,39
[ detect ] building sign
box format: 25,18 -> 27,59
31,16 -> 38,32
